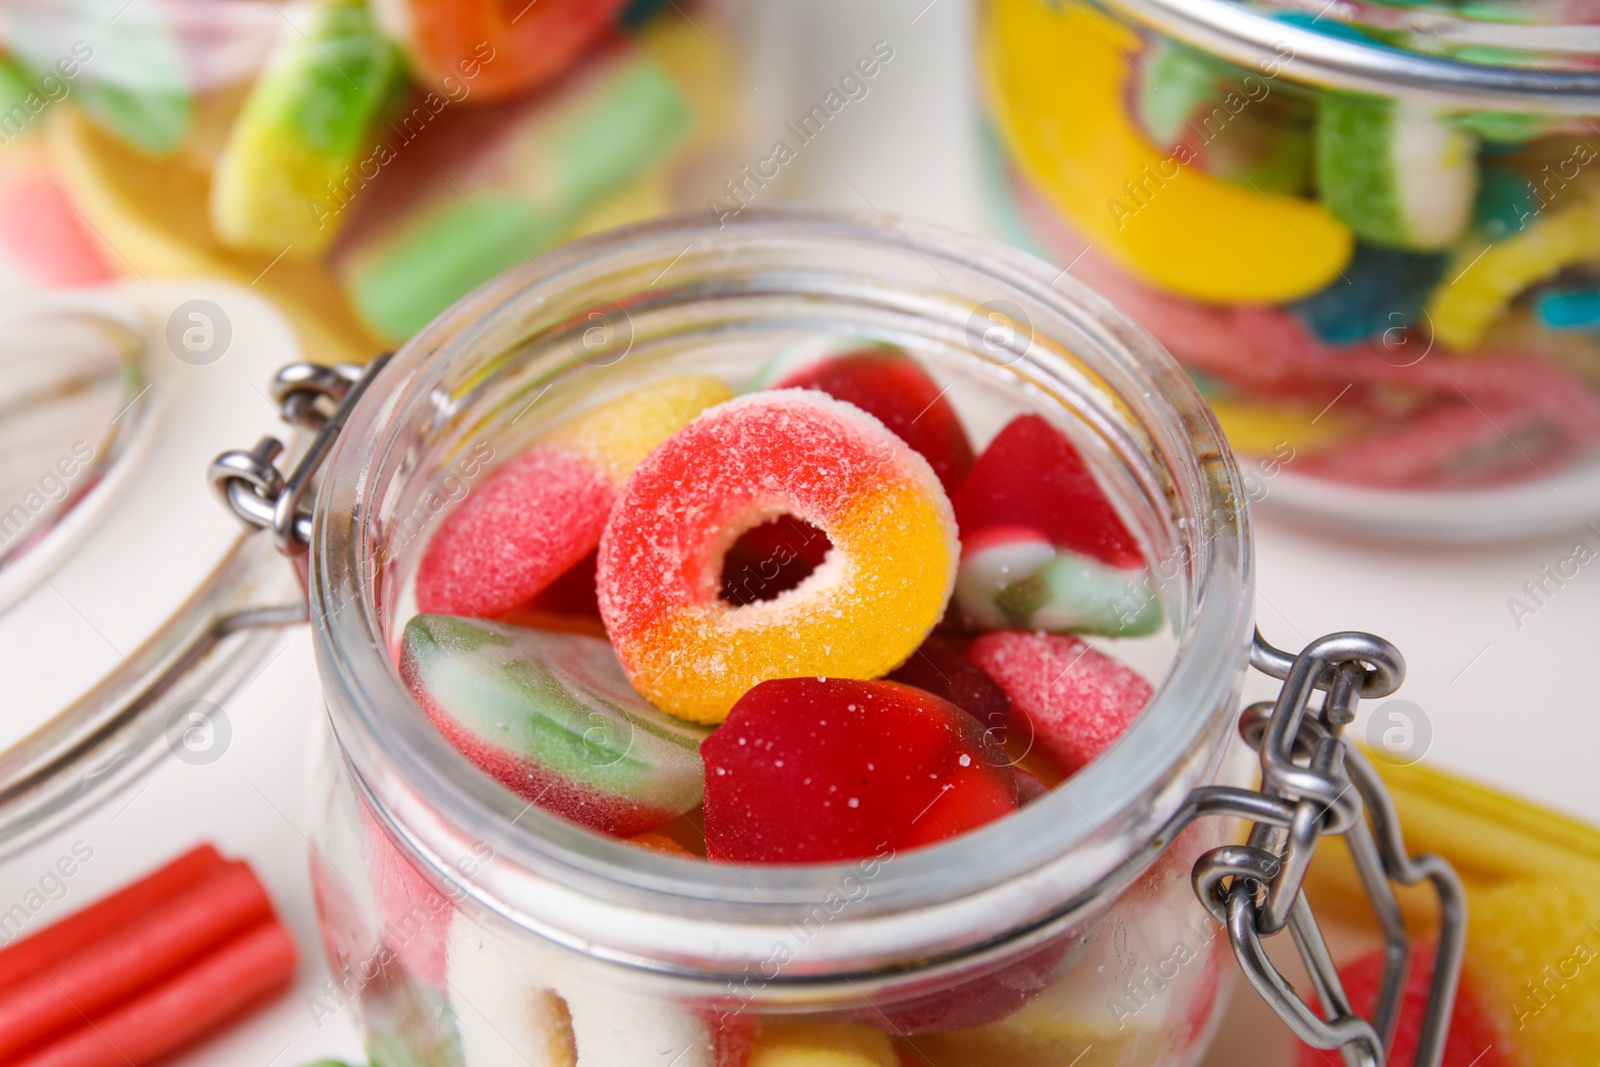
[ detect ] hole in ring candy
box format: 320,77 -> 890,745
597,390 -> 960,724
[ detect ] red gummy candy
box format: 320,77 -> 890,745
953,414 -> 1144,569
888,636 -> 1013,742
415,449 -> 613,618
719,517 -> 832,606
776,348 -> 975,496
701,678 -> 1019,864
967,632 -> 1151,776
1297,942 -> 1511,1067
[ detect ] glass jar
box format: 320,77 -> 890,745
979,0 -> 1600,540
0,0 -> 743,362
195,212 -> 1453,1066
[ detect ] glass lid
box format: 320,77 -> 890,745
0,281 -> 312,854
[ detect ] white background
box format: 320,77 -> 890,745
2,2 -> 1596,1065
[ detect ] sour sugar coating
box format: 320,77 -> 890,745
752,339 -> 976,495
967,632 -> 1152,776
211,0 -> 405,256
373,0 -> 628,103
701,678 -> 1018,864
955,526 -> 1161,637
598,390 -> 959,723
415,375 -> 730,617
954,414 -> 1145,570
400,615 -> 707,837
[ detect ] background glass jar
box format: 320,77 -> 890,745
298,212 -> 1261,1067
979,0 -> 1600,540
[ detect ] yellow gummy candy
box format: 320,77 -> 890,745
1208,397 -> 1357,457
1429,194 -> 1600,350
542,374 -> 733,488
1466,880 -> 1600,1064
982,0 -> 1353,304
749,1023 -> 899,1067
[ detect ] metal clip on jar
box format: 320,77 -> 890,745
211,213 -> 1464,1067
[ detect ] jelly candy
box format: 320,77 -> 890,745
701,678 -> 1018,863
415,448 -> 612,619
1293,244 -> 1450,346
1297,942 -> 1511,1067
47,109 -> 381,366
1429,193 -> 1600,349
1536,288 -> 1600,331
967,633 -> 1151,776
953,414 -> 1144,570
888,635 -> 1013,742
416,375 -> 730,617
598,391 -> 958,724
8,1 -> 192,156
445,915 -> 580,1067
211,0 -> 405,256
954,527 -> 1160,637
341,53 -> 691,341
1463,880 -> 1600,1064
983,0 -> 1353,303
752,340 -> 975,495
1315,95 -> 1478,251
360,805 -> 449,993
748,1023 -> 898,1066
400,616 -> 707,837
373,0 -> 629,103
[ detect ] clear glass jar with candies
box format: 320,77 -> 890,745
0,0 -> 742,363
979,0 -> 1600,540
197,213 -> 1458,1066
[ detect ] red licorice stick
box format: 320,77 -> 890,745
0,860 -> 273,1059
13,919 -> 298,1067
0,844 -> 224,989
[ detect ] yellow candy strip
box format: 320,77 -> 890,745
1429,194 -> 1600,350
982,0 -> 1353,304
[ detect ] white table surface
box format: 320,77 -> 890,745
3,2 -> 1596,1065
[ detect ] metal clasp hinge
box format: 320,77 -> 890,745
1172,630 -> 1466,1067
208,354 -> 391,557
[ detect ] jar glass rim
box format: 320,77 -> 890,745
1095,0 -> 1600,110
310,210 -> 1255,973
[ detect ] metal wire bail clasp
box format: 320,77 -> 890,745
1181,630 -> 1467,1067
209,354 -> 391,556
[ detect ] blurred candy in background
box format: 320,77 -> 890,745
0,0 -> 744,362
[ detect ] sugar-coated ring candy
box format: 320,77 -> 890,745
415,375 -> 730,617
373,0 -> 630,103
598,390 -> 959,723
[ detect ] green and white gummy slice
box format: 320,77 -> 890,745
404,616 -> 706,812
1316,95 -> 1478,251
955,541 -> 1161,637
